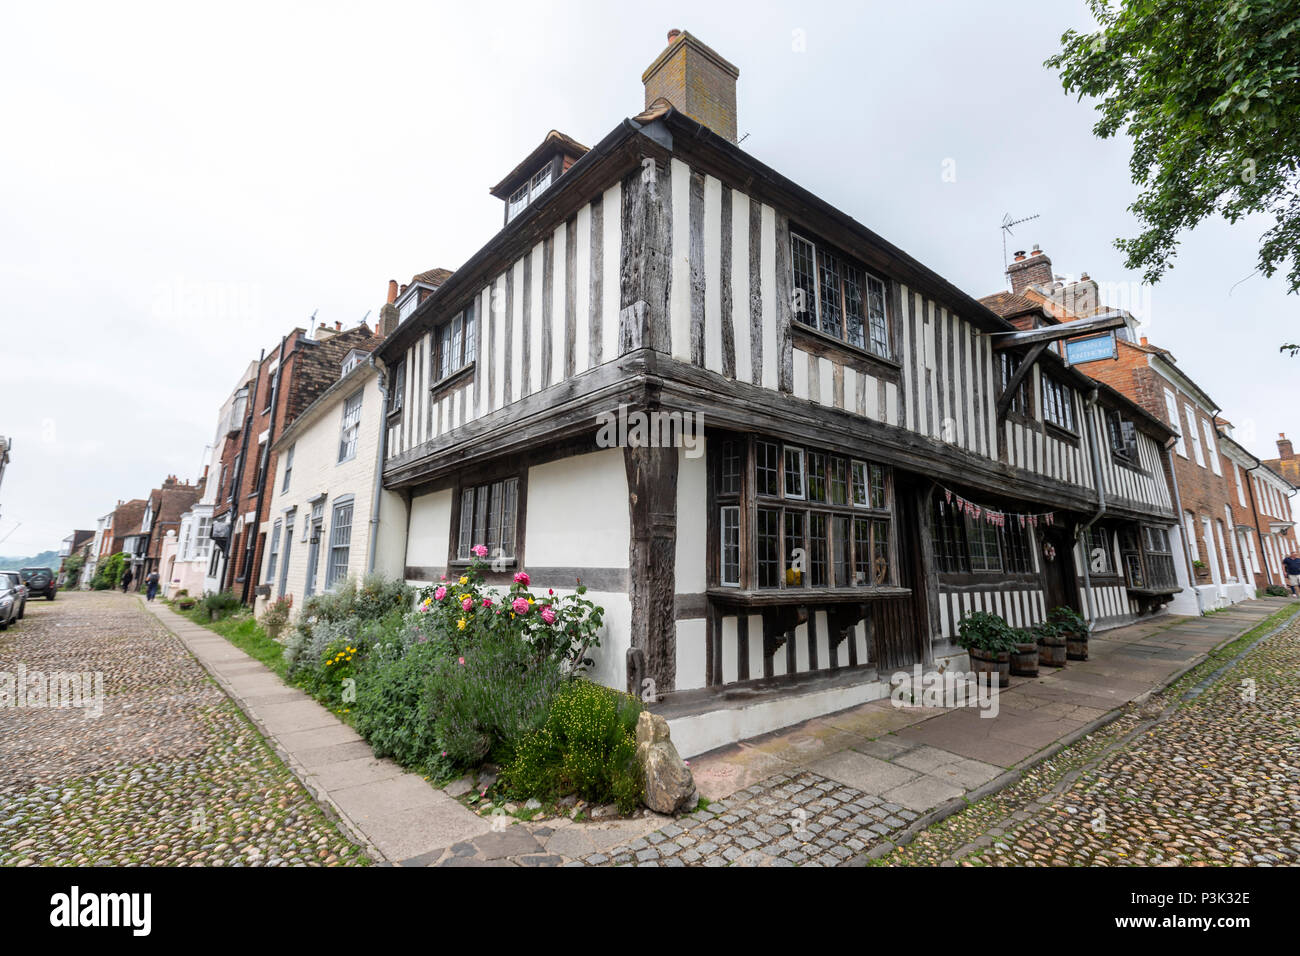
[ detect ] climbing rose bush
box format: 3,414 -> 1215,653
411,551 -> 605,672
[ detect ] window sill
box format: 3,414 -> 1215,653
707,586 -> 911,607
791,324 -> 899,374
1044,422 -> 1080,443
430,362 -> 475,399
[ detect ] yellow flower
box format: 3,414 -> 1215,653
459,576 -> 469,586
457,618 -> 468,630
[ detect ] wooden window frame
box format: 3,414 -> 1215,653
789,229 -> 892,361
710,432 -> 896,594
447,466 -> 527,574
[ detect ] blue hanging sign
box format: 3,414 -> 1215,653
1064,332 -> 1117,365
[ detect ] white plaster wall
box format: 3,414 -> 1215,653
372,488 -> 408,580
406,488 -> 453,584
262,369 -> 385,610
674,618 -> 708,691
674,444 -> 707,594
526,448 -> 629,568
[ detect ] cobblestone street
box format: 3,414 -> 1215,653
879,608 -> 1300,866
0,591 -> 369,866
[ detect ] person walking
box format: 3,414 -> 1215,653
145,570 -> 160,602
120,566 -> 133,593
1283,551 -> 1300,598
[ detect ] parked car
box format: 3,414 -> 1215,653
0,571 -> 24,629
20,567 -> 56,601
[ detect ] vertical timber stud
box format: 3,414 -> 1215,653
625,442 -> 679,696
619,153 -> 672,354
915,481 -> 941,658
774,212 -> 794,393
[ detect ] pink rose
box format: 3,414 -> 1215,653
461,597 -> 473,611
514,571 -> 530,586
482,598 -> 493,607
434,586 -> 446,601
458,657 -> 465,665
512,596 -> 530,615
541,605 -> 556,625
472,544 -> 488,558
548,589 -> 554,596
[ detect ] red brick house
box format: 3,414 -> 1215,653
983,247 -> 1297,610
210,321 -> 383,603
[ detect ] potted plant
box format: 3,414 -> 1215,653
1033,620 -> 1067,668
956,611 -> 1017,688
1009,627 -> 1039,677
1049,606 -> 1090,661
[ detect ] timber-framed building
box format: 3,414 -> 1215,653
373,31 -> 1181,754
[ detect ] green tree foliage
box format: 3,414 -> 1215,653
1047,0 -> 1300,297
91,552 -> 126,590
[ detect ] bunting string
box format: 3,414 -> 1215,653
937,483 -> 1058,530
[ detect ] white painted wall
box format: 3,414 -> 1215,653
526,448 -> 629,568
405,488 -> 453,584
261,366 -> 388,614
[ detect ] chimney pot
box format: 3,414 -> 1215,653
387,279 -> 399,304
335,320 -> 342,331
1013,250 -> 1026,261
1006,244 -> 1053,295
667,28 -> 681,42
1140,336 -> 1149,346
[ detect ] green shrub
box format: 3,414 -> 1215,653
1264,584 -> 1290,597
199,590 -> 242,620
1048,605 -> 1090,638
260,595 -> 293,640
91,553 -> 126,590
955,611 -> 1019,653
352,640 -> 446,770
504,680 -> 644,814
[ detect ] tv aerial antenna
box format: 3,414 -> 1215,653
1001,212 -> 1040,277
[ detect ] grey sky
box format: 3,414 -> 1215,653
2,0 -> 1295,557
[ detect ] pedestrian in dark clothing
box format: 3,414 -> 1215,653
145,571 -> 160,602
1283,552 -> 1300,597
121,567 -> 133,593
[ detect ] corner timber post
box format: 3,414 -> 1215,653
625,443 -> 678,696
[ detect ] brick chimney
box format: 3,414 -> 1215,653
387,279 -> 399,304
642,30 -> 740,142
1007,244 -> 1054,295
315,322 -> 336,342
1279,432 -> 1294,461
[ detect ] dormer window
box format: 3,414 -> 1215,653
341,349 -> 367,378
507,165 -> 554,223
490,130 -> 589,227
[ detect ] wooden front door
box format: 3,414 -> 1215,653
1041,524 -> 1080,615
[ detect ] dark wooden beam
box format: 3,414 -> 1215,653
995,341 -> 1049,420
624,443 -> 678,694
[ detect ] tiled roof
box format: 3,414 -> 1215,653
411,268 -> 454,287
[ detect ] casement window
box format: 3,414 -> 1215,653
1183,511 -> 1200,562
436,301 -> 477,382
715,434 -> 894,591
1163,388 -> 1186,457
506,164 -> 555,223
388,361 -> 406,415
1200,418 -> 1222,476
790,232 -> 891,358
265,520 -> 282,584
1140,525 -> 1177,591
326,500 -> 353,589
195,515 -> 212,558
1086,526 -> 1114,574
965,517 -> 1003,573
338,390 -> 362,462
930,492 -> 1034,575
281,443 -> 294,493
1184,404 -> 1205,467
999,353 -> 1033,416
1041,377 -> 1076,431
720,506 -> 741,586
456,477 -> 520,563
1105,409 -> 1138,462
398,292 -> 421,321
